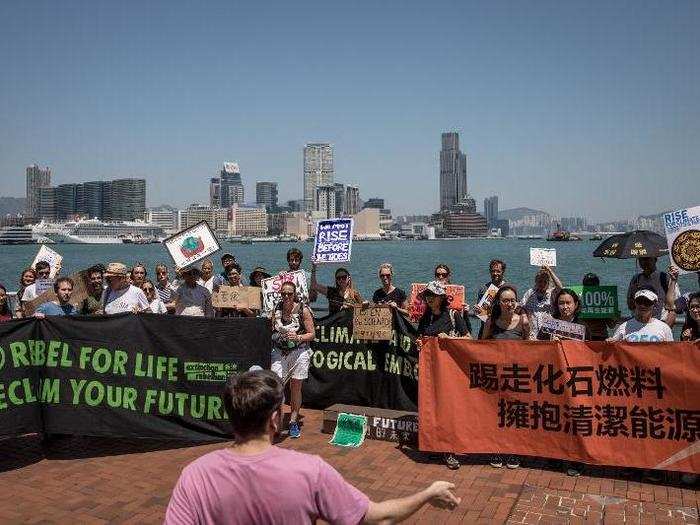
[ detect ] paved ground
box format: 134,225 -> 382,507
0,409 -> 697,524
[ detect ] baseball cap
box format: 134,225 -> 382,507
634,289 -> 658,302
104,262 -> 128,277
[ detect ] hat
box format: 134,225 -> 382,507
249,266 -> 271,281
104,262 -> 128,277
634,289 -> 658,302
420,280 -> 447,297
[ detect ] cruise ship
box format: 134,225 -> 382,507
33,219 -> 166,244
0,225 -> 35,244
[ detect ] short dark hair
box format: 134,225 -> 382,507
223,370 -> 284,439
87,265 -> 104,277
53,277 -> 74,293
582,273 -> 600,286
35,261 -> 51,273
227,262 -> 243,275
286,248 -> 303,261
489,259 -> 506,271
434,264 -> 451,276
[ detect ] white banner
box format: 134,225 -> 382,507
261,271 -> 310,313
530,247 -> 557,267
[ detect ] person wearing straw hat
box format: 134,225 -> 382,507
249,266 -> 271,287
101,262 -> 150,315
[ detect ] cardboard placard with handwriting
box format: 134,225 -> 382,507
212,286 -> 262,310
23,270 -> 91,316
352,306 -> 393,341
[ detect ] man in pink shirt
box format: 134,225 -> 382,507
165,370 -> 460,524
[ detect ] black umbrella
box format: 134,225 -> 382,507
592,230 -> 668,259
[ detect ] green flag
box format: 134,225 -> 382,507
329,413 -> 367,448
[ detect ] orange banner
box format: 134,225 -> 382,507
418,339 -> 700,473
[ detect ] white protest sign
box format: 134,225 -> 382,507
475,284 -> 499,322
530,247 -> 557,267
32,245 -> 63,279
163,221 -> 220,270
312,218 -> 354,264
663,205 -> 700,275
34,278 -> 54,296
261,271 -> 310,313
539,315 -> 586,341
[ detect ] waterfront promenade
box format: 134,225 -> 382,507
1,409 -> 697,524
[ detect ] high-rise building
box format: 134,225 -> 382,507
56,183 -> 80,220
108,178 -> 146,221
25,165 -> 51,218
82,181 -> 109,219
345,185 -> 360,215
303,143 -> 334,212
363,198 -> 385,209
209,178 -> 221,208
256,182 -> 278,210
439,132 -> 467,211
228,204 -> 268,237
333,183 -> 345,216
484,195 -> 498,227
315,185 -> 336,219
38,186 -> 57,221
145,208 -> 178,232
219,162 -> 244,207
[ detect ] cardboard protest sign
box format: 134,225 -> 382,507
261,271 -> 309,313
32,245 -> 63,279
352,306 -> 393,341
408,283 -> 465,322
34,279 -> 54,296
569,285 -> 620,319
23,270 -> 91,316
539,315 -> 586,340
164,221 -> 220,270
663,205 -> 700,274
474,284 -> 499,322
329,413 -> 367,448
211,286 -> 262,310
530,247 -> 557,267
312,218 -> 354,264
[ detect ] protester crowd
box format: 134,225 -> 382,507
1,249 -> 698,488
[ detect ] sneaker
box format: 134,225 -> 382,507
681,473 -> 698,486
506,456 -> 520,469
489,455 -> 504,468
642,469 -> 662,483
288,421 -> 301,439
444,453 -> 460,470
566,462 -> 583,477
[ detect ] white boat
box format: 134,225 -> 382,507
0,225 -> 36,244
32,219 -> 166,244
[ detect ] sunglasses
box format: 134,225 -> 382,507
435,272 -> 448,278
336,275 -> 349,280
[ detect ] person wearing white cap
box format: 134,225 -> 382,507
609,288 -> 674,342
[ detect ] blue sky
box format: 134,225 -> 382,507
1,1 -> 698,220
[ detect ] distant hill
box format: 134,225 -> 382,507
498,207 -> 549,221
0,197 -> 26,216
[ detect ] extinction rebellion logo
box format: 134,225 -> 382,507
184,361 -> 238,382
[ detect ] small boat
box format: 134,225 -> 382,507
589,234 -> 603,241
547,224 -> 581,241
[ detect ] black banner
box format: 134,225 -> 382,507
304,309 -> 418,411
0,314 -> 271,441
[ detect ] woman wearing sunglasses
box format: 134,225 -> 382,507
433,264 -> 472,335
141,280 -> 167,314
372,263 -> 409,317
311,264 -> 363,315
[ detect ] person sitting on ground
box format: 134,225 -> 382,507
311,265 -> 363,316
80,265 -> 105,315
34,277 -> 78,318
0,284 -> 13,322
102,262 -> 151,315
164,369 -> 461,525
476,259 -> 508,337
21,260 -> 52,303
609,289 -> 674,342
270,281 -> 315,439
155,263 -> 177,313
521,265 -> 563,340
141,279 -> 168,314
627,256 -> 677,323
172,267 -> 214,318
679,292 -> 700,342
198,258 -> 215,293
434,263 -> 472,335
249,266 -> 271,287
372,263 -> 409,317
216,263 -> 255,318
416,279 -> 470,471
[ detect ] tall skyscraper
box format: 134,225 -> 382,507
209,178 -> 221,208
316,185 -> 336,219
484,195 -> 498,227
256,182 -> 278,210
108,178 -> 146,221
303,143 -> 334,212
39,186 -> 57,221
345,185 -> 360,215
56,183 -> 80,220
25,164 -> 51,218
82,181 -> 109,219
333,183 -> 345,216
219,162 -> 244,207
439,133 -> 467,211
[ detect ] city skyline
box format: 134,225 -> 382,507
1,2 -> 698,221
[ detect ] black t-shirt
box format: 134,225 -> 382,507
372,287 -> 407,305
417,308 -> 468,337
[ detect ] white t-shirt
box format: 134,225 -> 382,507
102,285 -> 150,315
21,283 -> 38,301
521,287 -> 554,340
611,317 -> 674,342
198,276 -> 215,293
172,283 -> 213,317
149,298 -> 168,314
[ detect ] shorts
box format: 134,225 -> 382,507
271,346 -> 312,381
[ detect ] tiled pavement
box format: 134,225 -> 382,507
0,410 -> 697,524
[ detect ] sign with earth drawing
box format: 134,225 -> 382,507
164,221 -> 221,270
